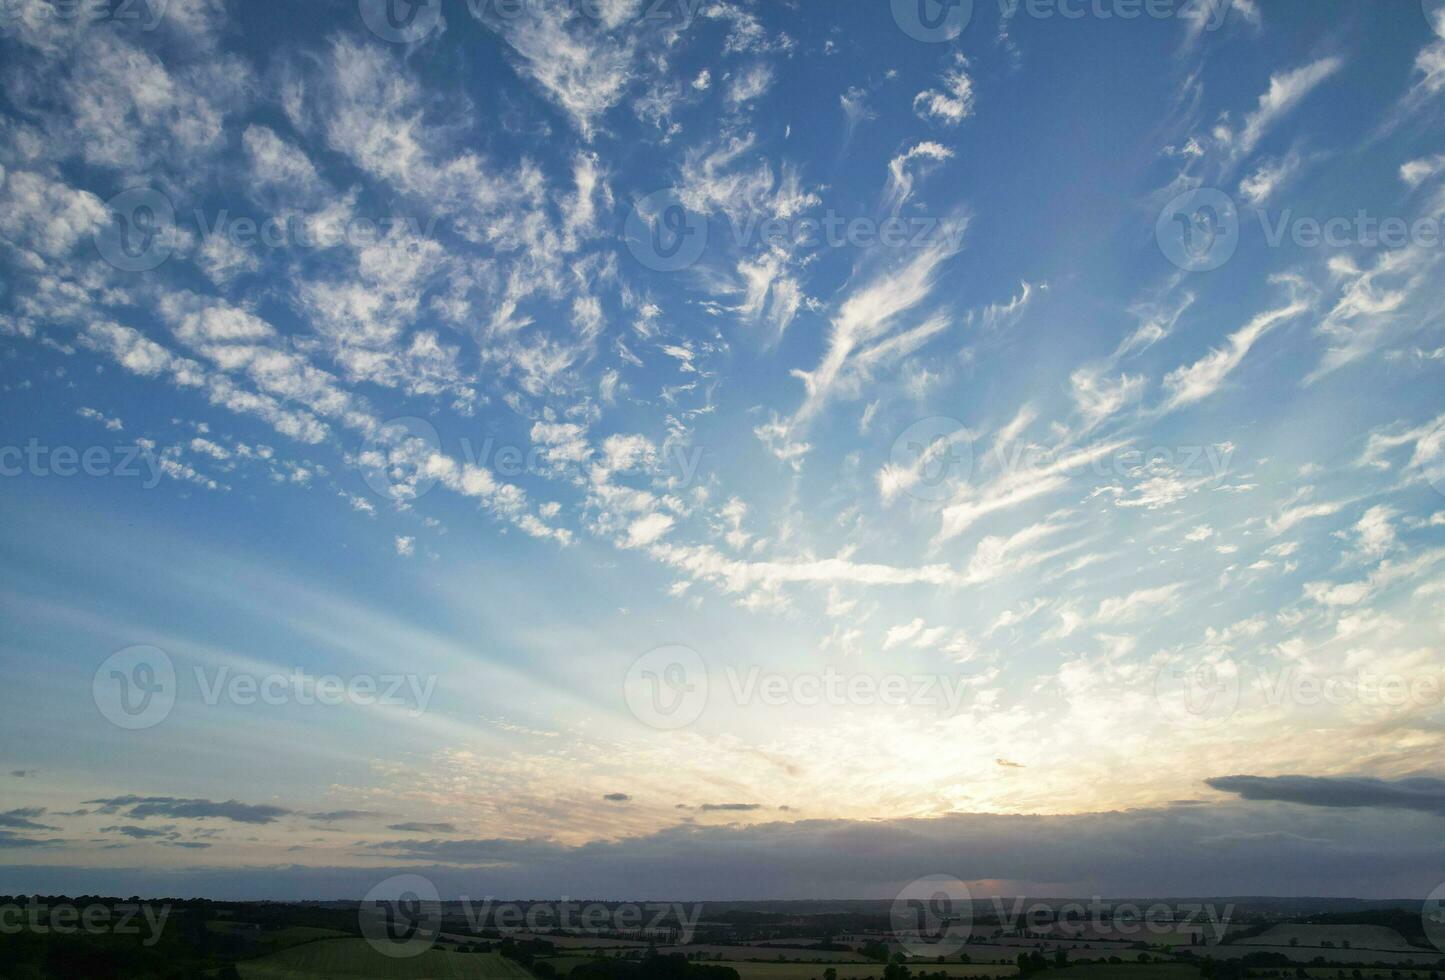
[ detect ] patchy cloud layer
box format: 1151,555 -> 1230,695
0,0 -> 1443,898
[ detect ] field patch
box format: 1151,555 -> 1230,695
1233,926 -> 1421,952
237,938 -> 539,979
653,945 -> 871,962
727,964 -> 1017,980
1037,965 -> 1198,980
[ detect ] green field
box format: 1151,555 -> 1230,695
725,963 -> 1018,980
541,956 -> 606,974
208,921 -> 352,950
236,938 -> 540,979
1029,966 -> 1197,980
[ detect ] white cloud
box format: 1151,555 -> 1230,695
1161,276 -> 1312,412
1223,56 -> 1343,161
913,54 -> 975,126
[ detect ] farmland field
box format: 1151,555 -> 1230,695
208,921 -> 352,949
1232,925 -> 1422,952
727,964 -> 1017,980
1037,965 -> 1198,980
922,945 -> 1157,964
462,932 -> 651,949
539,955 -> 607,974
652,945 -> 872,962
1209,944 -> 1443,964
236,938 -> 539,979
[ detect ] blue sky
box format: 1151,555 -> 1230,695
1,0 -> 1445,900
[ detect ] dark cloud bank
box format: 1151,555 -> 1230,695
4,774 -> 1445,899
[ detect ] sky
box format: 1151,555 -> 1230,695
0,0 -> 1444,901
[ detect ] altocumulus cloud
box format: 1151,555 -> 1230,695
84,796 -> 293,825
